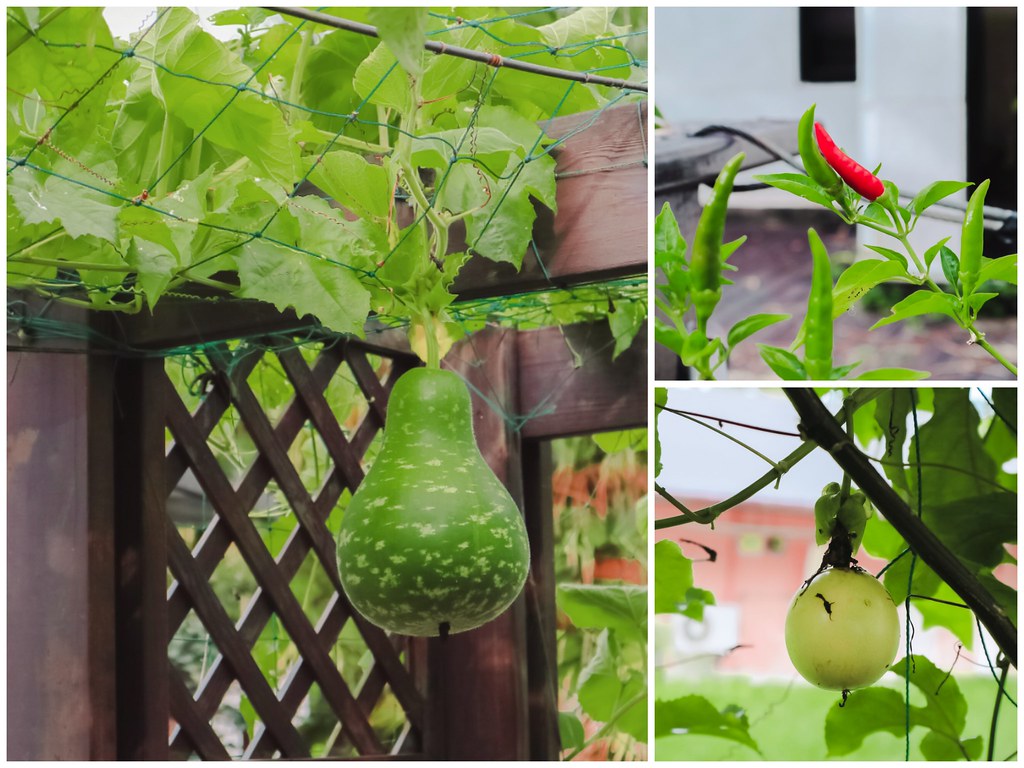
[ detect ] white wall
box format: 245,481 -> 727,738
655,7 -> 968,272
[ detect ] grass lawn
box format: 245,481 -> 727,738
655,671 -> 1017,761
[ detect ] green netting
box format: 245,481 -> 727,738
7,6 -> 648,345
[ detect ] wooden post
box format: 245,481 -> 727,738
424,326 -> 530,760
522,440 -> 560,760
6,350 -> 118,759
112,358 -> 169,759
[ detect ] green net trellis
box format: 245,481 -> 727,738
8,5 -> 648,427
7,6 -> 647,323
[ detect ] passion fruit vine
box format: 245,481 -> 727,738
785,566 -> 900,691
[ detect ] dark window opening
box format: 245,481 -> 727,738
800,8 -> 857,83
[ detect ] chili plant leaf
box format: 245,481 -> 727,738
864,245 -> 908,270
870,290 -> 961,329
757,345 -> 807,380
726,313 -> 789,349
978,253 -> 1018,286
655,202 -> 686,267
910,180 -> 972,216
923,236 -> 952,270
753,172 -> 836,209
939,246 -> 961,292
855,367 -> 929,380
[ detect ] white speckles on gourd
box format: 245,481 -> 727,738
337,368 -> 529,637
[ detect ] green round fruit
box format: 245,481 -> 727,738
337,367 -> 530,637
785,567 -> 900,690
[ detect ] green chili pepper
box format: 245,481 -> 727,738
691,151 -> 745,334
804,228 -> 834,380
958,178 -> 990,299
798,105 -> 843,198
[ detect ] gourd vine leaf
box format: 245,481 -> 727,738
367,7 -> 429,79
826,657 -> 983,759
556,584 -> 647,644
577,629 -> 647,742
654,695 -> 761,754
654,540 -> 715,619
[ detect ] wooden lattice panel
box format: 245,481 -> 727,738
161,338 -> 424,759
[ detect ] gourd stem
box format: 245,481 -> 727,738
424,312 -> 440,369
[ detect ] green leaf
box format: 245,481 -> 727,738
913,389 -> 996,509
654,696 -> 760,753
926,492 -> 1016,568
236,240 -> 370,338
976,571 -> 1017,625
577,630 -> 646,741
556,584 -> 647,642
608,298 -> 646,360
655,319 -> 684,356
833,259 -> 911,317
726,313 -> 789,349
939,246 -> 961,292
891,656 -> 971,745
758,344 -> 808,380
915,580 -> 975,648
923,237 -> 952,270
967,291 -> 999,314
856,367 -> 929,380
655,387 -> 667,478
910,180 -> 972,215
593,429 -> 647,454
865,244 -> 909,270
557,711 -> 586,751
870,290 -> 961,329
353,42 -> 414,114
720,235 -> 747,263
367,7 -> 428,78
753,173 -> 836,209
978,253 -> 1018,285
655,201 -> 686,267
860,202 -> 892,228
825,687 -> 906,755
136,8 -> 298,185
309,151 -> 392,222
654,540 -> 693,614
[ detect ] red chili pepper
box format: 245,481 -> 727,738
814,122 -> 885,201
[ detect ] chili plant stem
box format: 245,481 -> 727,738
972,333 -> 1018,376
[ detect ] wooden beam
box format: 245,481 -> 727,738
452,102 -> 648,298
516,320 -> 647,440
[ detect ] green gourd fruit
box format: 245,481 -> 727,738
336,367 -> 530,637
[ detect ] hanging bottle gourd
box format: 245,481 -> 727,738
336,367 -> 530,637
